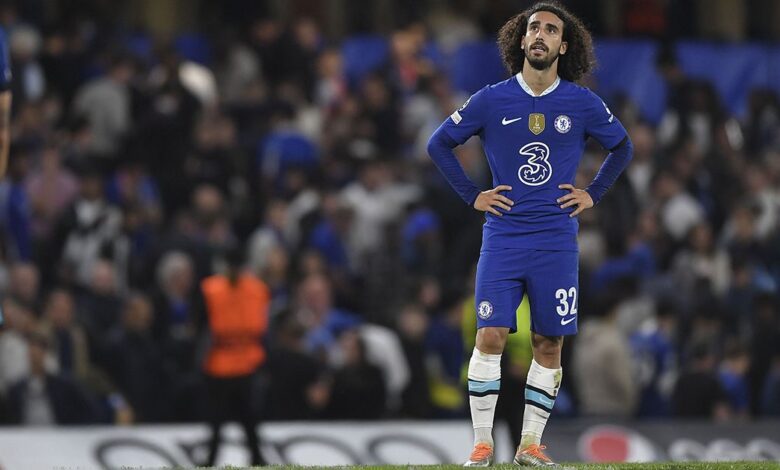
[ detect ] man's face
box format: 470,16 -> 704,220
522,11 -> 567,71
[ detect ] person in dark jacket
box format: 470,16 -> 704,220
8,331 -> 99,425
327,329 -> 386,419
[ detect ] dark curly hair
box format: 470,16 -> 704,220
497,1 -> 595,83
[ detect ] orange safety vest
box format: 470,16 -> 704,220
201,273 -> 270,377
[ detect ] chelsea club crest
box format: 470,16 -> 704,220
554,115 -> 571,134
477,301 -> 494,320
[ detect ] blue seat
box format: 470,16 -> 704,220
422,41 -> 446,70
256,131 -> 319,180
341,35 -> 389,87
124,32 -> 153,62
174,33 -> 212,65
677,42 -> 770,118
594,40 -> 665,124
449,41 -> 507,94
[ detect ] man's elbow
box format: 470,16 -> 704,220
426,128 -> 453,156
426,133 -> 439,158
624,136 -> 634,162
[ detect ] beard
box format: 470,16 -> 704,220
525,44 -> 560,71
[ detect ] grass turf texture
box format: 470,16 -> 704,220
196,463 -> 780,470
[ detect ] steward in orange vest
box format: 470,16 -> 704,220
202,263 -> 271,378
200,246 -> 269,466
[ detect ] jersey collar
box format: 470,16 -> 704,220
515,72 -> 560,97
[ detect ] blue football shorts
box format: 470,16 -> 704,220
474,248 -> 579,336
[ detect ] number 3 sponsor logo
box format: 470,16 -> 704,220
518,142 -> 552,186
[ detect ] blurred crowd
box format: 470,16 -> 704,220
0,0 -> 779,428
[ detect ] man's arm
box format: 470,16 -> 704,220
558,92 -> 633,217
558,137 -> 633,217
584,136 -> 634,205
426,87 -> 513,216
427,127 -> 513,216
426,127 -> 481,206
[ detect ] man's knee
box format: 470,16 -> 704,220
531,333 -> 563,356
476,327 -> 509,354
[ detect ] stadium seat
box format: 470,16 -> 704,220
123,32 -> 154,62
341,35 -> 389,88
593,41 -> 666,124
175,33 -> 213,65
449,41 -> 507,94
676,42 -> 769,117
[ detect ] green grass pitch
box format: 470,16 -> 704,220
202,462 -> 780,470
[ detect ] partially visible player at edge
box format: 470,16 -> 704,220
0,25 -> 11,328
427,2 -> 632,466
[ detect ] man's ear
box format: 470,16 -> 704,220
560,41 -> 568,55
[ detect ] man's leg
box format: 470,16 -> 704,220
205,377 -> 228,466
520,333 -> 563,447
513,333 -> 563,467
497,354 -> 526,449
465,327 -> 507,466
515,250 -> 576,466
237,374 -> 265,466
467,250 -> 523,466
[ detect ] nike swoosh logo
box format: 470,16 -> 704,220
560,316 -> 576,326
502,117 -> 523,125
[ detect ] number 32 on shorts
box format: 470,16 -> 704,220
555,287 -> 577,325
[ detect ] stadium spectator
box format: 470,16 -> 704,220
717,340 -> 751,419
71,53 -> 135,160
761,345 -> 780,416
0,144 -> 32,261
0,298 -> 35,393
295,273 -> 361,358
653,171 -> 705,242
749,294 -> 780,415
150,250 -> 203,421
7,331 -> 99,425
9,24 -> 44,108
51,166 -> 123,288
672,222 -> 731,301
425,294 -> 466,417
25,143 -> 79,240
573,291 -> 638,417
247,199 -> 288,275
326,329 -> 387,419
265,312 -> 326,420
104,293 -> 165,422
76,260 -> 124,360
359,322 -> 411,413
305,190 -> 354,301
40,289 -> 88,379
6,261 -> 39,310
629,300 -> 678,417
396,303 -> 432,418
152,251 -> 200,349
201,246 -> 269,466
38,287 -> 129,423
672,340 -> 731,420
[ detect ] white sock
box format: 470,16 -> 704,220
467,347 -> 502,447
520,359 -> 562,448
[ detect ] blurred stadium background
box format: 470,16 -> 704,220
0,0 -> 779,467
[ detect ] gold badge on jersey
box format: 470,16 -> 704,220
529,113 -> 545,135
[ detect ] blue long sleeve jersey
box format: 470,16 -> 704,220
427,73 -> 632,252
